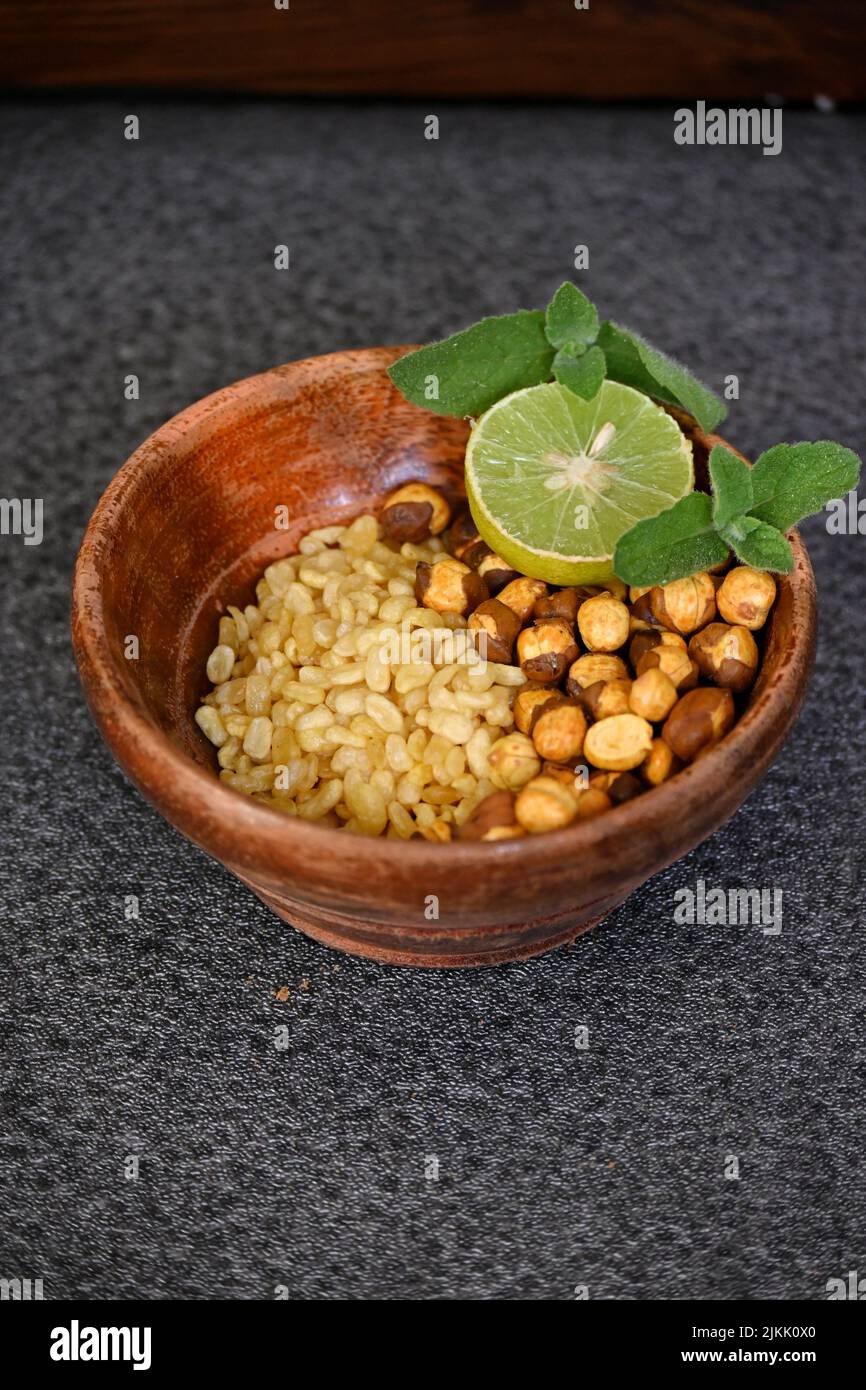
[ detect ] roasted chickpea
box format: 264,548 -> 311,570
415,557 -> 488,615
458,789 -> 525,841
650,572 -> 716,634
541,762 -> 583,789
662,687 -> 735,761
464,540 -> 519,594
468,598 -> 522,663
688,622 -> 759,692
534,586 -> 594,623
583,713 -> 654,771
575,787 -> 613,820
716,566 -> 776,630
628,668 -> 678,722
577,593 -> 630,652
488,732 -> 541,791
382,482 -> 451,542
636,643 -> 699,691
628,627 -> 686,667
513,686 -> 560,736
629,628 -> 663,669
517,619 -> 579,684
588,769 -> 615,789
515,775 -> 580,833
530,697 -> 588,764
565,653 -> 630,694
629,589 -> 663,628
640,737 -> 681,786
497,577 -> 550,624
607,771 -> 644,804
580,678 -> 633,721
447,509 -> 482,560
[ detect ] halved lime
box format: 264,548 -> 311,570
465,380 -> 693,584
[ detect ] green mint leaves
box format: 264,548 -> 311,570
544,281 -> 599,352
613,493 -> 729,588
709,445 -> 753,530
387,309 -> 554,418
388,281 -> 725,423
747,440 -> 861,532
545,284 -> 606,401
596,321 -> 726,433
614,441 -> 862,585
552,344 -> 606,400
722,516 -> 797,572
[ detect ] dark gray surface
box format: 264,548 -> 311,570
1,98 -> 864,1301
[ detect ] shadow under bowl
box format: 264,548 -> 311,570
72,347 -> 816,967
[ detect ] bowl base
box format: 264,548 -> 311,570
246,880 -> 622,967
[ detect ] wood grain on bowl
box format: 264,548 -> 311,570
71,348 -> 816,967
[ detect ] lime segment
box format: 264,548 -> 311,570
465,380 -> 693,584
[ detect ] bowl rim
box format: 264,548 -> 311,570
71,346 -> 816,873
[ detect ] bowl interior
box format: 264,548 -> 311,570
93,348 -> 470,770
79,348 -> 804,790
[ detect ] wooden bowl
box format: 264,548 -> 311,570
71,347 -> 816,967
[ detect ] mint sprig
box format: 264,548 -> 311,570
544,281 -> 599,352
552,344 -> 606,400
596,321 -> 726,433
614,441 -> 861,585
709,445 -> 753,530
613,493 -> 729,588
387,310 -> 554,417
747,440 -> 861,532
388,282 -> 725,427
721,516 -> 796,572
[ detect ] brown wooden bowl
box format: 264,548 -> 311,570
71,347 -> 816,967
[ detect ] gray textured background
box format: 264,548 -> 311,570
1,99 -> 864,1301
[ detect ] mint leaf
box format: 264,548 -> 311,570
597,320 -> 726,434
613,492 -> 729,586
709,445 -> 754,531
544,282 -> 599,351
748,441 -> 862,532
552,345 -> 606,400
387,310 -> 554,417
720,516 -> 794,572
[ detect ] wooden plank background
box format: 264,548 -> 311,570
0,0 -> 863,100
